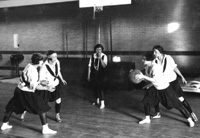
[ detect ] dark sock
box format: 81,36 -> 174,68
154,104 -> 160,113
39,113 -> 47,125
179,107 -> 190,119
55,103 -> 61,113
182,100 -> 193,114
3,111 -> 13,122
144,103 -> 151,115
100,91 -> 104,101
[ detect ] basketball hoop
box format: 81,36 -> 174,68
93,3 -> 103,20
79,0 -> 132,19
94,5 -> 103,13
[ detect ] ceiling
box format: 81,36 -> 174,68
0,0 -> 78,8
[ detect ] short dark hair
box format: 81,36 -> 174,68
143,51 -> 154,61
152,45 -> 165,54
47,50 -> 56,56
94,44 -> 104,52
31,53 -> 43,65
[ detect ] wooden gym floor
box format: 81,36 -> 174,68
0,82 -> 199,138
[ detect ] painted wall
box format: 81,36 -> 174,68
0,0 -> 200,77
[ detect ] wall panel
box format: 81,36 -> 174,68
0,0 -> 200,77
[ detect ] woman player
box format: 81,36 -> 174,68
87,44 -> 108,109
1,53 -> 57,134
137,51 -> 195,127
152,45 -> 198,122
20,50 -> 67,123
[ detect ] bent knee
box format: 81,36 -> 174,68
178,97 -> 184,102
56,98 -> 61,104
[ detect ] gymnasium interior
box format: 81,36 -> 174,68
0,0 -> 200,137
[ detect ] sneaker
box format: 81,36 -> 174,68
92,102 -> 98,105
20,111 -> 26,121
138,118 -> 151,124
152,114 -> 161,119
100,104 -> 105,109
92,98 -> 100,106
1,122 -> 12,130
100,101 -> 105,109
191,112 -> 198,122
42,126 -> 57,134
188,119 -> 195,127
97,98 -> 100,104
55,114 -> 62,123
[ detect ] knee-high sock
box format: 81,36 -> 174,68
3,111 -> 13,123
144,103 -> 151,116
55,103 -> 61,113
100,91 -> 104,101
179,106 -> 190,119
182,100 -> 193,114
93,90 -> 98,99
154,104 -> 160,113
39,113 -> 47,125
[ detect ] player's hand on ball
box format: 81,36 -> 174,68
136,72 -> 144,80
129,69 -> 143,84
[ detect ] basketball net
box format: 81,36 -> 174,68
93,4 -> 103,20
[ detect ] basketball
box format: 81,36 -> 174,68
129,69 -> 143,84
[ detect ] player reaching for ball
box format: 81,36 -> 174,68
136,51 -> 195,127
153,45 -> 198,122
129,69 -> 144,84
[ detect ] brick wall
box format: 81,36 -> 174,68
0,0 -> 200,77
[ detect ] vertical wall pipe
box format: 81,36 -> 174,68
84,20 -> 88,58
110,18 -> 113,61
66,32 -> 69,58
86,20 -> 88,58
98,22 -> 101,44
63,23 -> 68,57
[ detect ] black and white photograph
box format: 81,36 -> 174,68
0,0 -> 199,137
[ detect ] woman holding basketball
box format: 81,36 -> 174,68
137,51 -> 195,127
152,45 -> 198,122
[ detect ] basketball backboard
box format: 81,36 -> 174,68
79,0 -> 131,8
